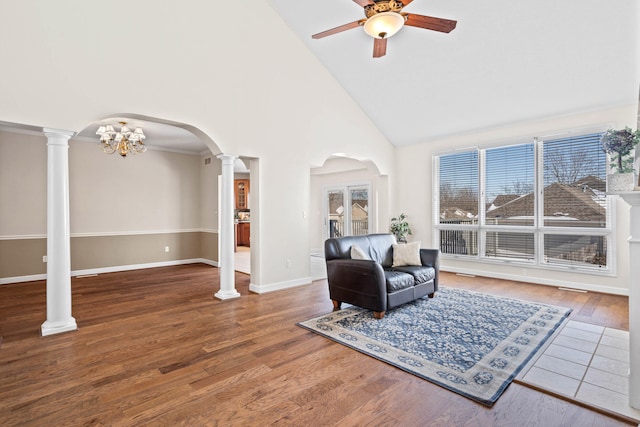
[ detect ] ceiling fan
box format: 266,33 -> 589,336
311,0 -> 457,58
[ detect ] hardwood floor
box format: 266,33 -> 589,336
0,265 -> 632,426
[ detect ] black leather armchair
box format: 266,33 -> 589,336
324,233 -> 439,319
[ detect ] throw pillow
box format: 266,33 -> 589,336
350,245 -> 369,260
392,241 -> 421,267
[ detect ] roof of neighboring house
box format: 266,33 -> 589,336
491,194 -> 522,207
329,194 -> 369,216
440,207 -> 476,221
575,175 -> 606,192
487,180 -> 606,222
351,202 -> 368,220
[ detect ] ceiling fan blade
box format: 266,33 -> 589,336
373,38 -> 387,58
404,13 -> 457,33
353,0 -> 374,6
312,20 -> 364,39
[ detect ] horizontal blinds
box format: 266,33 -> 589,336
485,144 -> 535,226
485,232 -> 534,260
439,151 -> 478,225
439,230 -> 478,256
435,132 -> 611,269
542,133 -> 607,228
544,234 -> 607,268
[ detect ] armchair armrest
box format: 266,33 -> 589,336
326,259 -> 387,312
420,248 -> 440,290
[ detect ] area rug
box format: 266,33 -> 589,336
298,286 -> 571,406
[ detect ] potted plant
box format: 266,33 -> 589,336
390,213 -> 412,243
600,127 -> 640,192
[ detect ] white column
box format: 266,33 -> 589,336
41,128 -> 77,336
215,154 -> 240,300
618,192 -> 640,409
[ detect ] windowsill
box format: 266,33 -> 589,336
440,253 -> 615,277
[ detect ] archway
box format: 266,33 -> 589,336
74,115 -> 251,302
309,155 -> 389,280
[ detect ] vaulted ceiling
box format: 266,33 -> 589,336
43,1 -> 639,154
269,0 -> 638,146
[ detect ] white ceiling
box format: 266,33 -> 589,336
58,1 -> 638,153
269,0 -> 638,146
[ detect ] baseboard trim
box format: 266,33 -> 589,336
0,274 -> 47,285
249,277 -> 312,294
0,259 -> 219,285
71,259 -> 219,277
441,266 -> 629,296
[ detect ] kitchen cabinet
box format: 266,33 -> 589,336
237,222 -> 250,247
235,179 -> 250,210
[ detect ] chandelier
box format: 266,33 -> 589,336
96,122 -> 147,157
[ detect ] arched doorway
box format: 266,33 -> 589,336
309,155 -> 389,280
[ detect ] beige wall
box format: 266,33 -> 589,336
0,132 -> 47,236
0,238 -> 47,277
395,105 -> 638,295
71,232 -> 206,270
69,140 -> 203,234
0,131 -> 219,282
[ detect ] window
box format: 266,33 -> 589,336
325,185 -> 371,238
434,132 -> 612,272
438,151 -> 479,255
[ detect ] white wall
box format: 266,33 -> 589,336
0,1 -> 395,290
395,105 -> 638,295
200,153 -> 220,232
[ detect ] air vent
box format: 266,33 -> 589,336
204,157 -> 212,165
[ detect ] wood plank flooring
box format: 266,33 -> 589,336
0,265 -> 632,426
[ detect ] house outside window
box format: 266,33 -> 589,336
326,185 -> 370,238
434,132 -> 612,273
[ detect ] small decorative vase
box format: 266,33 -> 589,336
607,172 -> 636,193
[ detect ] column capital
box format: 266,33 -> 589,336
43,128 -> 75,140
216,153 -> 239,165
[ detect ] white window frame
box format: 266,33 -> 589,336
433,131 -> 615,276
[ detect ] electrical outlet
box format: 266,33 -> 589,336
165,246 -> 170,253
286,259 -> 291,268
42,255 -> 47,263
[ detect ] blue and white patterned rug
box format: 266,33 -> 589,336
298,286 -> 571,406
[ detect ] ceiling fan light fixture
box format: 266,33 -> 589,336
363,11 -> 405,39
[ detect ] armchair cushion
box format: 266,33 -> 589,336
384,271 -> 415,292
392,241 -> 421,267
391,265 -> 436,285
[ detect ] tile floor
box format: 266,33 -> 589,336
518,320 -> 640,422
234,246 -> 251,275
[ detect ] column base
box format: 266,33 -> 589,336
214,290 -> 241,300
41,317 -> 78,336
